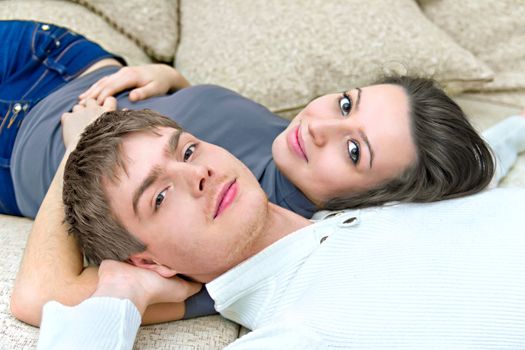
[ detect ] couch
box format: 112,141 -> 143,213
1,0 -> 524,349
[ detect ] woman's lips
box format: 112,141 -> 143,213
287,125 -> 308,161
214,180 -> 238,219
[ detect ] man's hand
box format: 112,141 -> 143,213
93,260 -> 202,316
78,64 -> 190,105
61,97 -> 116,149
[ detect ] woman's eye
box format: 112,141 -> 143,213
155,189 -> 167,210
183,144 -> 196,162
339,93 -> 353,116
347,140 -> 360,165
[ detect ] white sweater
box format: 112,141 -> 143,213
38,188 -> 525,349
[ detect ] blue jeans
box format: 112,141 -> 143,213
0,20 -> 124,216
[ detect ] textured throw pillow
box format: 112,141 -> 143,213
71,0 -> 178,62
0,0 -> 152,66
419,0 -> 525,92
175,0 -> 493,113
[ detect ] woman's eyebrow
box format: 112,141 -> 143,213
359,130 -> 374,169
353,88 -> 373,168
354,87 -> 362,111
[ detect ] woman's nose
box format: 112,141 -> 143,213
307,118 -> 344,147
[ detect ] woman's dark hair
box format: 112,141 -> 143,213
324,75 -> 495,210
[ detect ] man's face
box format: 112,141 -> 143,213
104,127 -> 269,282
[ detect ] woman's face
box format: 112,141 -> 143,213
272,83 -> 417,205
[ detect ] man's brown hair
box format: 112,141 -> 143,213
63,109 -> 183,264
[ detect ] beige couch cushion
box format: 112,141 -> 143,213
420,0 -> 525,92
0,0 -> 152,66
176,0 -> 493,114
70,0 -> 178,62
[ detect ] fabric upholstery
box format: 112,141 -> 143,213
176,0 -> 493,113
419,0 -> 525,92
70,0 -> 178,62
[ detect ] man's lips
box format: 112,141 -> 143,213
287,125 -> 308,161
214,179 -> 238,219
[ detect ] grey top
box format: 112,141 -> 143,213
11,65 -> 317,319
11,65 -> 315,218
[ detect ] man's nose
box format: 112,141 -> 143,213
307,118 -> 344,147
172,163 -> 213,197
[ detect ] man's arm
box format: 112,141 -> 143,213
37,260 -> 200,350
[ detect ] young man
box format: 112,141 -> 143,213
33,110 -> 525,348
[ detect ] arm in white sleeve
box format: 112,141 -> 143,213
37,297 -> 141,350
481,116 -> 525,187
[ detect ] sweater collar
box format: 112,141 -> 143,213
207,210 -> 360,329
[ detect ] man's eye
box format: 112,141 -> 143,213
339,93 -> 353,116
183,144 -> 196,162
155,189 -> 167,210
347,140 -> 360,165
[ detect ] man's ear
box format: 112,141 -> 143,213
128,253 -> 177,278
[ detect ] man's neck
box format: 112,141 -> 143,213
252,203 -> 312,253
197,204 -> 311,283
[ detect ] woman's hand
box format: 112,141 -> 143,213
78,64 -> 190,105
61,97 -> 117,150
93,260 -> 202,316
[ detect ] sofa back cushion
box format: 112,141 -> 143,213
419,0 -> 525,92
175,0 -> 493,115
71,0 -> 178,62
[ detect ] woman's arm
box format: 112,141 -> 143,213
10,139 -> 97,326
79,64 -> 190,105
10,99 -> 196,326
481,112 -> 525,187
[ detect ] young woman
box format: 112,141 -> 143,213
2,20 -> 524,220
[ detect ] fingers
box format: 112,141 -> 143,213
79,76 -> 108,102
102,96 -> 117,111
71,98 -> 101,111
129,82 -> 160,101
72,104 -> 83,112
79,67 -> 141,104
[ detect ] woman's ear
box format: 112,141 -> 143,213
128,253 -> 177,278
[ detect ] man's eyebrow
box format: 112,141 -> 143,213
131,129 -> 181,216
132,165 -> 163,216
359,130 -> 374,169
165,129 -> 182,157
